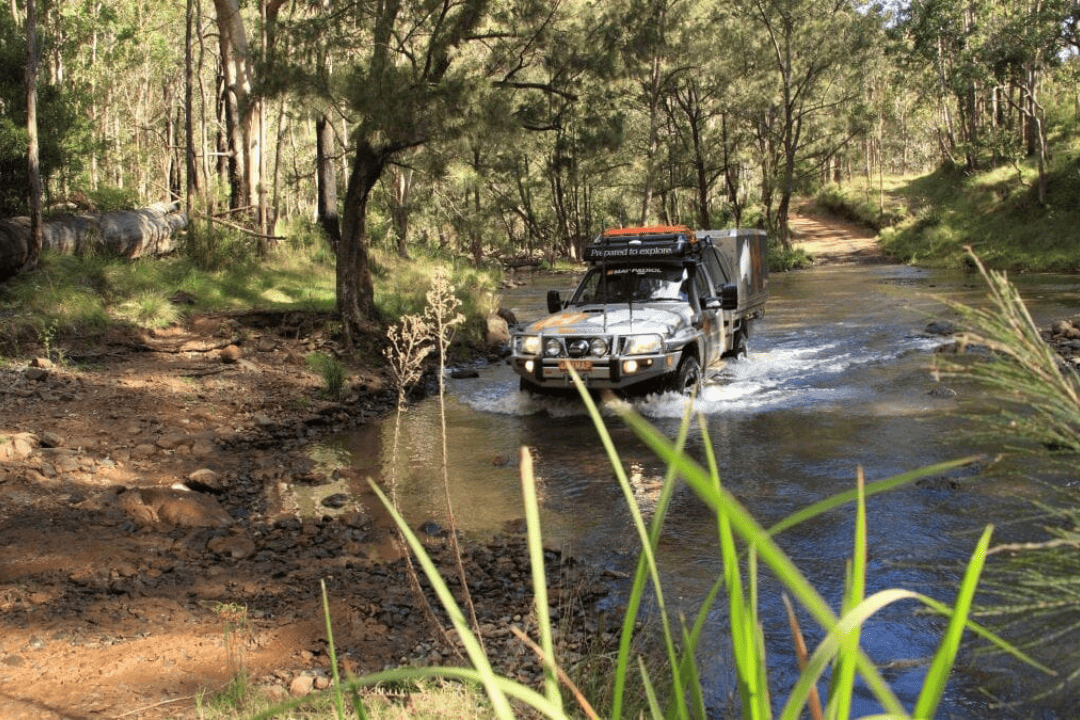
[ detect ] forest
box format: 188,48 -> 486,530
3,0 -> 1080,336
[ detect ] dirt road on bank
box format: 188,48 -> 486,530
788,208 -> 890,266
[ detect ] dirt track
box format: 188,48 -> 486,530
788,209 -> 889,266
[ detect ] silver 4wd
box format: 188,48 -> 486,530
512,225 -> 768,396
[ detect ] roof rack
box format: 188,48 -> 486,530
584,225 -> 701,262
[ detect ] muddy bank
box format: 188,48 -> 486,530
0,312 -> 613,718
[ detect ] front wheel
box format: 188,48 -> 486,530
669,354 -> 701,395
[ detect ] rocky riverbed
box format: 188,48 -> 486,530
0,313 -> 615,719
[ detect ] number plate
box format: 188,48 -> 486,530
558,359 -> 593,372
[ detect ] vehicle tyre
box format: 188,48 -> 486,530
670,354 -> 701,395
723,328 -> 749,359
733,329 -> 748,358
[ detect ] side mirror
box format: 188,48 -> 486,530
720,284 -> 738,310
547,290 -> 563,314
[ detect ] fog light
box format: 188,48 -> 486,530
524,360 -> 535,373
623,359 -> 639,374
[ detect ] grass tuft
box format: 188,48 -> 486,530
306,352 -> 348,400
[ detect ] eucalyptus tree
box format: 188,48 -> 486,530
0,2 -> 81,218
725,0 -> 880,246
893,0 -> 1069,184
483,0 -> 623,260
23,0 -> 41,271
327,0 -> 576,342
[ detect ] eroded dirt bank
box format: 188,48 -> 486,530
0,315 -> 610,719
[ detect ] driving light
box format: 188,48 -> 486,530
623,334 -> 663,355
544,338 -> 563,357
524,359 -> 535,373
520,336 -> 541,354
589,338 -> 609,356
623,359 -> 639,374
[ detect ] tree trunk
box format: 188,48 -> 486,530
338,139 -> 386,345
0,203 -> 188,280
316,115 -> 340,251
184,0 -> 199,218
23,0 -> 42,272
389,164 -> 411,258
212,0 -> 260,212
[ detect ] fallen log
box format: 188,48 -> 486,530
0,201 -> 188,281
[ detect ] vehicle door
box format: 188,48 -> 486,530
691,265 -> 725,367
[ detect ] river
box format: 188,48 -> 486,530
307,263 -> 1080,717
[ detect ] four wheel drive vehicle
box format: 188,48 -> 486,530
512,225 -> 769,396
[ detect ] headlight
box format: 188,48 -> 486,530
519,335 -> 541,354
589,338 -> 609,356
544,338 -> 563,357
623,334 -> 663,355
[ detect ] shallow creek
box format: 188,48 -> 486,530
307,264 -> 1080,717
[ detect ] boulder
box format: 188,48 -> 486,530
118,487 -> 233,527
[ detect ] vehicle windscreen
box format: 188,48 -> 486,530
572,265 -> 687,305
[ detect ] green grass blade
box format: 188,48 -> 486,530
766,457 -> 983,538
320,579 -> 351,720
827,469 -> 866,720
780,588 -> 922,720
368,482 -> 516,720
520,445 -> 564,709
638,655 -> 665,719
616,405 -> 908,716
568,369 -> 689,719
913,525 -> 992,719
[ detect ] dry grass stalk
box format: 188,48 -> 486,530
423,271 -> 485,652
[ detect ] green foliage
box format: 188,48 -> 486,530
923,251 -> 1080,700
0,8 -> 87,216
183,220 -> 260,272
768,241 -> 814,272
879,146 -> 1080,271
306,353 -> 347,400
85,186 -> 140,213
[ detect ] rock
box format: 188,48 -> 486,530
169,290 -> 197,305
118,487 -> 233,527
450,368 -> 480,379
207,533 -> 256,559
30,357 -> 53,369
220,344 -> 242,363
156,433 -> 193,450
925,320 -> 959,336
289,675 -> 315,697
485,314 -> 510,346
496,307 -> 518,327
187,468 -> 224,492
39,431 -> 64,449
321,493 -> 349,509
0,433 -> 35,462
24,367 -> 49,382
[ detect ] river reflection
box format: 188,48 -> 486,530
303,264 -> 1079,717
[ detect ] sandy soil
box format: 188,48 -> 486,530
0,213 -> 887,719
